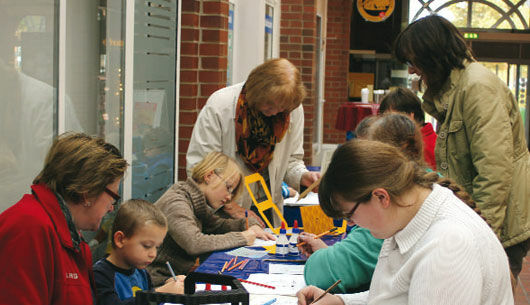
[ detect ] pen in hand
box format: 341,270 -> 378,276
310,279 -> 341,304
166,261 -> 178,282
297,227 -> 338,247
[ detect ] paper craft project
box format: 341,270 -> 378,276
243,273 -> 306,296
225,247 -> 269,259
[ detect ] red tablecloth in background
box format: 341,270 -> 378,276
335,102 -> 380,131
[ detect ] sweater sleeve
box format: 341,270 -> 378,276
304,227 -> 383,293
283,105 -> 309,191
93,261 -> 135,305
202,210 -> 248,234
164,198 -> 248,256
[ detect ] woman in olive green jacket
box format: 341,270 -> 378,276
394,15 -> 530,278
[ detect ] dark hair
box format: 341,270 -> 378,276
393,15 -> 474,97
318,140 -> 475,218
379,88 -> 425,124
33,132 -> 128,204
354,116 -> 378,139
368,113 -> 424,164
111,199 -> 168,248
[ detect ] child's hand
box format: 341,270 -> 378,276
297,232 -> 328,257
241,228 -> 257,245
249,225 -> 276,241
156,275 -> 185,294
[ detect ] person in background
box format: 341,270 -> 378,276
94,199 -> 184,305
148,152 -> 275,285
379,87 -> 437,170
297,140 -> 513,305
0,132 -> 128,305
186,58 -> 320,226
394,14 -> 530,279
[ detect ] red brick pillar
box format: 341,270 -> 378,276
323,0 -> 352,144
179,0 -> 229,180
280,0 -> 317,165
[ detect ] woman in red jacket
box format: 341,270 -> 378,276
0,133 -> 127,305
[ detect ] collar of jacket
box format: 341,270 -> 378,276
422,60 -> 475,121
31,184 -> 79,251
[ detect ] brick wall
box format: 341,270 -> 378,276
179,0 -> 229,180
323,0 -> 352,144
279,0 -> 317,165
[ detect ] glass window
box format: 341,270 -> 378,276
264,4 -> 273,60
409,0 -> 530,29
131,0 -> 177,203
227,2 -> 234,85
0,0 -> 57,211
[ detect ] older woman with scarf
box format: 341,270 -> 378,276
186,58 -> 320,225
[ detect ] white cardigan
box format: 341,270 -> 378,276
186,83 -> 307,220
339,184 -> 514,305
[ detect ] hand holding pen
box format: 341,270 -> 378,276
297,232 -> 328,256
296,280 -> 342,305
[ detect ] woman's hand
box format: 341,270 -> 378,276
296,285 -> 344,305
297,232 -> 328,257
223,202 -> 265,227
300,171 -> 322,192
156,275 -> 186,294
249,225 -> 276,241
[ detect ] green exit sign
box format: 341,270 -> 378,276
464,32 -> 479,39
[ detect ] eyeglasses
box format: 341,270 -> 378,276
104,187 -> 121,206
214,171 -> 235,195
342,201 -> 362,221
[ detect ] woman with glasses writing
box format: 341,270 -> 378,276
0,132 -> 128,305
296,140 -> 513,305
147,151 -> 275,285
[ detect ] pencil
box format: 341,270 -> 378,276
238,259 -> 250,270
260,297 -> 277,305
165,261 -> 178,282
227,259 -> 245,271
245,210 -> 249,230
310,279 -> 341,304
296,227 -> 337,247
297,176 -> 322,201
238,278 -> 275,289
220,261 -> 229,273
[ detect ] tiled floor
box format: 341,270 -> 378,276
515,254 -> 530,304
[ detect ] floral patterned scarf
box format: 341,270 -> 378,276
235,85 -> 290,173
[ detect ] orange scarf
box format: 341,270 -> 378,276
235,86 -> 290,173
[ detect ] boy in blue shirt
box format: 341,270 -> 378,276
94,199 -> 184,305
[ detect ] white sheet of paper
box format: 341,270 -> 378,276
250,238 -> 277,247
283,192 -> 319,206
249,294 -> 298,305
243,273 -> 306,296
268,263 -> 305,275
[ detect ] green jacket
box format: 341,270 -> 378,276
423,61 -> 530,247
304,226 -> 383,293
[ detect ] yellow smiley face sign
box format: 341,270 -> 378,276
357,0 -> 395,22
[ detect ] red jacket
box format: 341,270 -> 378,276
0,184 -> 95,305
421,122 -> 438,171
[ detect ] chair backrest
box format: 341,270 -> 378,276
244,173 -> 287,234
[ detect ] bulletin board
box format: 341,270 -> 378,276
348,73 -> 374,98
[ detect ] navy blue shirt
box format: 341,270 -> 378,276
93,258 -> 153,305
